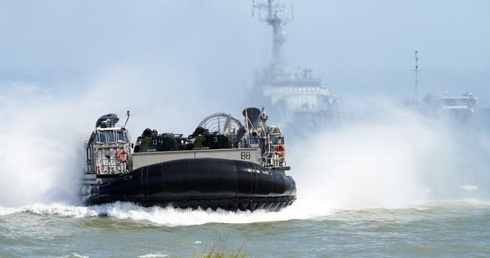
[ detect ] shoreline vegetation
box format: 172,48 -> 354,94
198,239 -> 248,258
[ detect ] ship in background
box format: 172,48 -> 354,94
251,0 -> 342,132
405,50 -> 477,122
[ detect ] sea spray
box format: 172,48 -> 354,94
0,83 -> 85,206
1,82 -> 489,224
287,95 -> 490,215
0,63 -> 231,207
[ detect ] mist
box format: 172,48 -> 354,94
0,61 -> 245,206
1,1 -> 489,212
1,81 -> 489,211
288,96 -> 490,213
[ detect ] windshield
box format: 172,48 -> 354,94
96,130 -> 129,143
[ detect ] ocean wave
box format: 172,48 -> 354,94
1,198 -> 489,227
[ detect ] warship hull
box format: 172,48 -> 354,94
81,158 -> 296,211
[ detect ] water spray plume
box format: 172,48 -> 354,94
288,96 -> 490,214
1,79 -> 489,224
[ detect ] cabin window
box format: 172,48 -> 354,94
107,132 -> 116,142
249,137 -> 260,148
271,136 -> 284,145
96,131 -> 117,143
96,133 -> 106,143
117,131 -> 128,142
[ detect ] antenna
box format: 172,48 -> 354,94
252,0 -> 294,66
123,110 -> 130,128
413,50 -> 419,104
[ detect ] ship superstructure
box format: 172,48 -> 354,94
252,0 -> 341,128
406,50 -> 477,122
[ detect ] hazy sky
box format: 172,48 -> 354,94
1,0 -> 489,206
1,0 -> 489,108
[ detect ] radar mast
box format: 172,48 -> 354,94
253,0 -> 293,67
251,0 -> 341,131
413,50 -> 419,104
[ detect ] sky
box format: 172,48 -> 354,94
1,0 -> 489,108
1,0 -> 490,206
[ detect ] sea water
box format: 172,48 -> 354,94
0,201 -> 489,257
1,91 -> 490,257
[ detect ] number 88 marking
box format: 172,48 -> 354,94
240,152 -> 251,160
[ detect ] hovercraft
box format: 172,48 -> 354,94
80,107 -> 296,212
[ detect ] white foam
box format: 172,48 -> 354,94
138,254 -> 169,258
2,196 -> 489,226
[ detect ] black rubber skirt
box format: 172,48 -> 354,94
82,158 -> 296,212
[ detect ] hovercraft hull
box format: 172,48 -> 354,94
81,158 -> 296,212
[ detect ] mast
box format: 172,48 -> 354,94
413,50 -> 419,104
253,0 -> 293,67
123,110 -> 131,128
